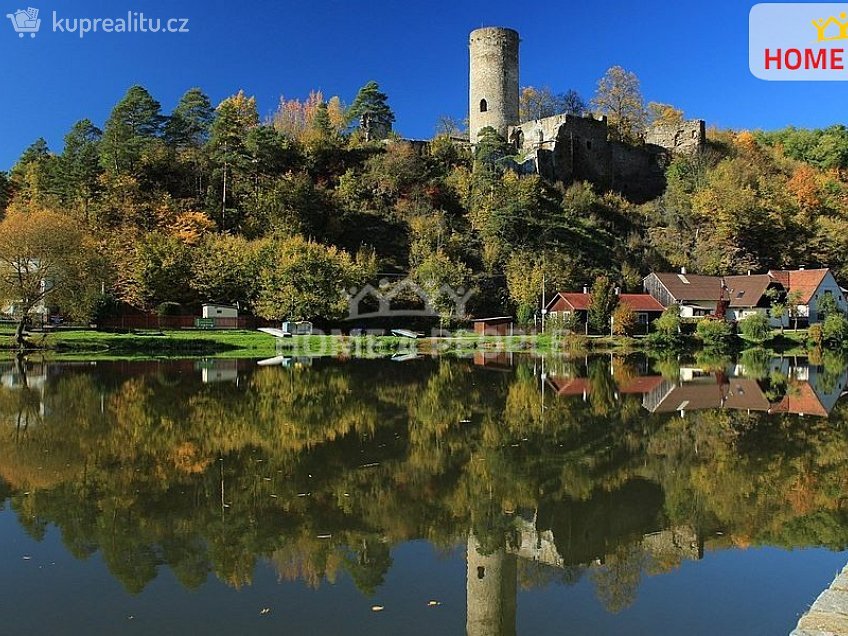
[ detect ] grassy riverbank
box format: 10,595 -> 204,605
0,326 -> 817,357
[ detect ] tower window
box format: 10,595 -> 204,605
477,566 -> 485,579
480,99 -> 488,113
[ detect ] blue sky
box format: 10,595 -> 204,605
1,0 -> 847,169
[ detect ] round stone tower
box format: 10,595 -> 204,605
469,27 -> 519,144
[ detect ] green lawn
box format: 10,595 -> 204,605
0,325 -> 818,358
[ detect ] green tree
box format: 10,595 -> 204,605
412,249 -> 472,326
738,312 -> 771,343
127,232 -> 196,309
58,119 -> 102,218
786,290 -> 804,330
165,88 -> 214,148
100,85 -> 164,174
191,235 -> 261,307
473,126 -> 511,174
0,172 -> 9,212
254,235 -> 366,321
696,318 -> 733,348
653,305 -> 681,336
822,312 -> 848,347
588,276 -> 618,334
208,91 -> 260,228
311,102 -> 334,139
818,292 -> 840,321
348,81 -> 395,141
504,252 -> 544,325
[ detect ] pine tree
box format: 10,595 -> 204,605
165,88 -> 214,148
100,85 -> 164,174
58,119 -> 102,215
311,102 -> 333,139
348,81 -> 395,141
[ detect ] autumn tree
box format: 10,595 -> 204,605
611,302 -> 637,336
254,235 -> 370,321
591,66 -> 647,143
9,138 -> 58,206
519,86 -> 585,122
588,275 -> 619,333
647,102 -> 684,126
273,90 -> 337,141
504,252 -> 544,324
412,249 -> 473,326
0,208 -> 100,347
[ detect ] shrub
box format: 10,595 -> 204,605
653,305 -> 681,336
822,313 -> 848,347
808,323 -> 824,348
611,303 -> 638,336
738,312 -> 771,343
696,317 -> 733,347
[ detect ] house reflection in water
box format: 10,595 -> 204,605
544,357 -> 848,418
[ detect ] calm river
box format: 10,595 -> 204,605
2,352 -> 847,635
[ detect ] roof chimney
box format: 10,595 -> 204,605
747,269 -> 751,276
614,286 -> 621,295
799,265 -> 805,270
582,285 -> 589,294
680,266 -> 687,275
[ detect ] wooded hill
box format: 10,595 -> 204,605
3,79 -> 848,325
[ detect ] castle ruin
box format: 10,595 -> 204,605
468,27 -> 705,202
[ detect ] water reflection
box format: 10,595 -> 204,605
1,353 -> 848,627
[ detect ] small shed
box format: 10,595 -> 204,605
202,304 -> 238,319
472,316 -> 514,336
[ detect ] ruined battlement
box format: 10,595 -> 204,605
645,119 -> 706,154
468,26 -> 706,202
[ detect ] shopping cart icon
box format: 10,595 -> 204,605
6,7 -> 41,38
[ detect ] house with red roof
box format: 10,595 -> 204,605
766,268 -> 847,326
545,292 -> 665,331
643,267 -> 846,326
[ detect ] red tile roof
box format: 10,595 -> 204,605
620,294 -> 666,312
549,293 -> 591,312
766,268 -> 829,304
618,376 -> 666,393
547,293 -> 664,313
770,383 -> 829,417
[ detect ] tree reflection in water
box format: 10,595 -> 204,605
0,353 -> 847,614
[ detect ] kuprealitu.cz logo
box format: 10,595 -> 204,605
750,3 -> 848,80
5,6 -> 190,39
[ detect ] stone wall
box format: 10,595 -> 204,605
645,119 -> 706,155
510,113 -> 669,202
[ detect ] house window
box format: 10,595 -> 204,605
586,140 -> 592,150
637,313 -> 648,324
480,99 -> 488,113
